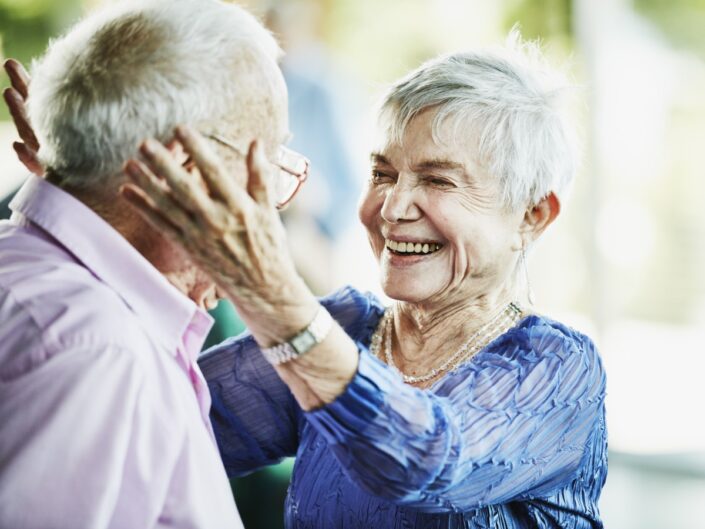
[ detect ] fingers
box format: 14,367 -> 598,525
13,142 -> 44,176
4,61 -> 42,171
137,139 -> 224,231
4,87 -> 40,151
246,140 -> 273,206
123,169 -> 247,296
120,182 -> 192,251
4,59 -> 31,100
174,125 -> 242,207
122,160 -> 198,235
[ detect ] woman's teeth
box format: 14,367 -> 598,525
385,239 -> 442,255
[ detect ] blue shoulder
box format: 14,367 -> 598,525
320,285 -> 385,344
486,314 -> 606,404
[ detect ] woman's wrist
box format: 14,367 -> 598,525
227,275 -> 321,347
275,322 -> 360,410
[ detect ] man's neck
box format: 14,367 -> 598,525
62,182 -> 209,305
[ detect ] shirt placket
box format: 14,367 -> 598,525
178,311 -> 216,440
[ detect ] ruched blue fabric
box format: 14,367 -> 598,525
199,286 -> 607,528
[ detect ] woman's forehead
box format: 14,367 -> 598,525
375,116 -> 482,167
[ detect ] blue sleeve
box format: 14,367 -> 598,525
198,286 -> 383,478
199,334 -> 301,477
305,317 -> 606,512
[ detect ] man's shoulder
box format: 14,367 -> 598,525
0,229 -> 149,380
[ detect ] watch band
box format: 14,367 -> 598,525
260,306 -> 334,365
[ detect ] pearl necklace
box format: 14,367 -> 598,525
370,302 -> 523,384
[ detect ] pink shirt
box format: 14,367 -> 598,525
0,176 -> 243,528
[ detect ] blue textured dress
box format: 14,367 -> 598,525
199,287 -> 607,528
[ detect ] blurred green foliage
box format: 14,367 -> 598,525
503,0 -> 573,40
0,0 -> 81,120
635,0 -> 705,57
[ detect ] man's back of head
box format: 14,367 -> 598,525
28,0 -> 283,196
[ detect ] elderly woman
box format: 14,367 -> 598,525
7,41 -> 606,528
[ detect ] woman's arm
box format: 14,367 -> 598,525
199,335 -> 301,476
199,286 -> 382,477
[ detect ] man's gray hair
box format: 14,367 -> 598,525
380,34 -> 578,210
28,0 -> 281,191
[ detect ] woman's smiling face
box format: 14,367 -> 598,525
358,108 -> 526,306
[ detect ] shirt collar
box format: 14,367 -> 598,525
10,175 -> 213,354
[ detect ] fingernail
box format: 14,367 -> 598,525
3,87 -> 17,103
176,125 -> 195,142
255,141 -> 267,162
141,138 -> 159,155
124,160 -> 141,179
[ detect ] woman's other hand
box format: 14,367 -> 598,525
121,125 -> 317,346
3,59 -> 43,176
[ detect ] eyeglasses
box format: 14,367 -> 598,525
200,132 -> 309,209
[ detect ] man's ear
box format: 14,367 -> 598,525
518,192 -> 561,246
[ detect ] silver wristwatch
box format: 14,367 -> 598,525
260,306 -> 334,365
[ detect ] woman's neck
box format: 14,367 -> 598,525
390,281 -> 521,369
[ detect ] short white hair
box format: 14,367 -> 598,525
379,34 -> 578,210
28,0 -> 281,191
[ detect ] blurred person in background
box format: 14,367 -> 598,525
119,37 -> 608,528
0,0 -> 293,526
265,0 -> 362,294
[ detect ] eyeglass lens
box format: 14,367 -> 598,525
277,147 -> 308,176
273,171 -> 300,206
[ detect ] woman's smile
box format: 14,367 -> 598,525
383,237 -> 445,267
384,238 -> 443,254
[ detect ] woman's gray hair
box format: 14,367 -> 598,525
379,33 -> 578,210
28,0 -> 281,191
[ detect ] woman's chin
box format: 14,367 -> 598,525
381,280 -> 440,305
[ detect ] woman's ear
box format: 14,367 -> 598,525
519,192 -> 561,246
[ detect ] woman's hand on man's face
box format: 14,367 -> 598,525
121,125 -> 309,322
3,59 -> 43,176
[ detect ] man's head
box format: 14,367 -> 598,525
28,0 -> 289,197
26,0 -> 290,308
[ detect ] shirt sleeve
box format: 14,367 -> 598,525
199,334 -> 301,477
0,345 -> 181,529
198,286 -> 384,478
305,316 -> 606,512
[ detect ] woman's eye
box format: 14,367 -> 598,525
425,176 -> 454,187
371,170 -> 395,184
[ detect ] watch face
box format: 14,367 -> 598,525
292,331 -> 316,354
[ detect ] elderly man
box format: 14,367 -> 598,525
0,1 -> 295,527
